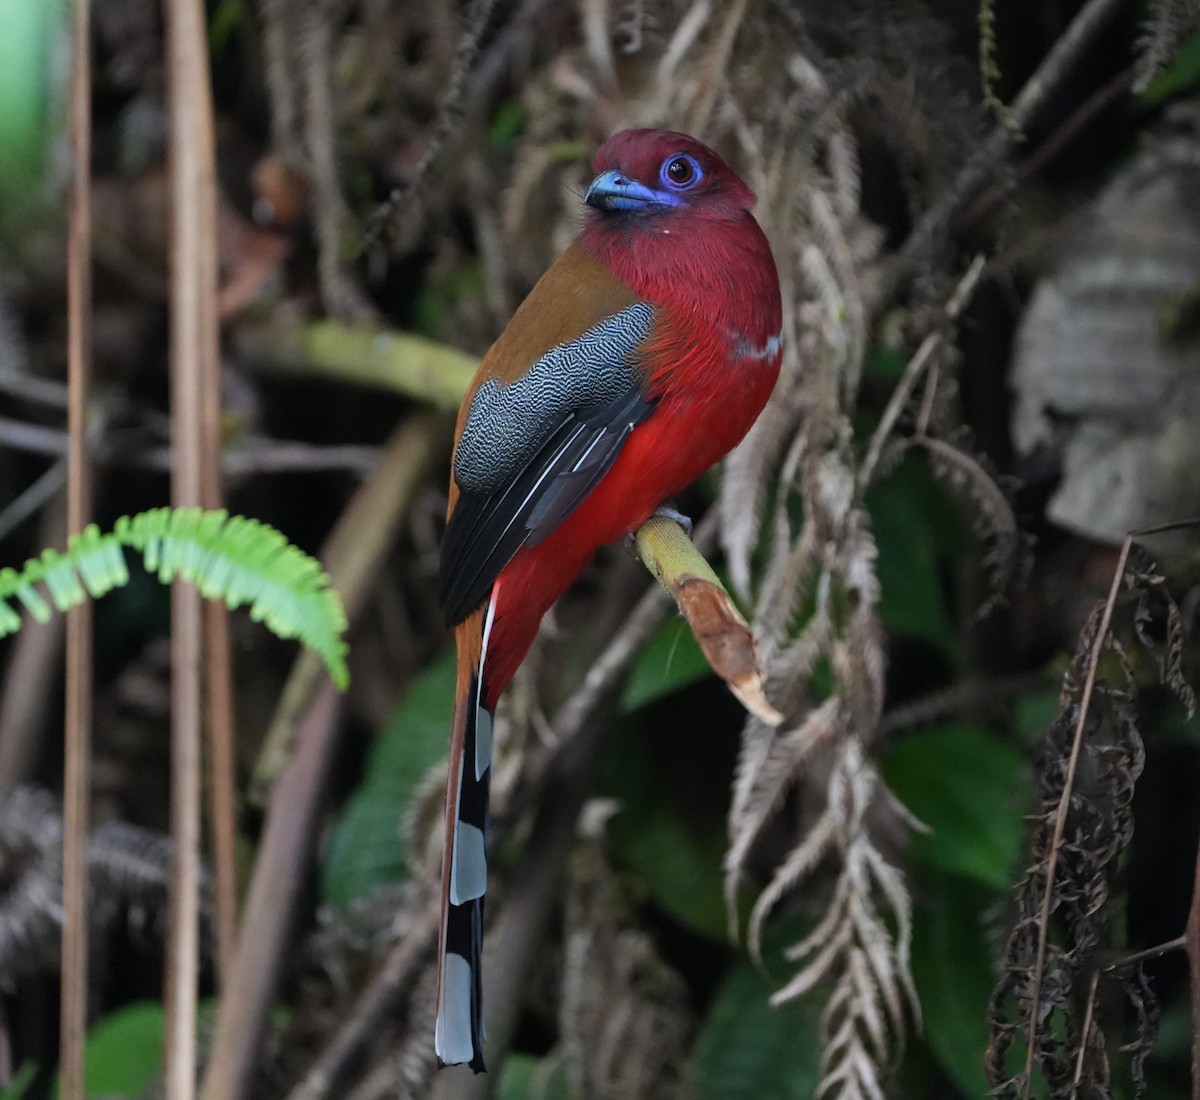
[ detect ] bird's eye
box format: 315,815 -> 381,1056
660,154 -> 703,191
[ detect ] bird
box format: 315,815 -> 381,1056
435,128 -> 783,1072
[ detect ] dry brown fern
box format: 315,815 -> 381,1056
986,537 -> 1195,1098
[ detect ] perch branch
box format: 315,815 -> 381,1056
634,515 -> 781,725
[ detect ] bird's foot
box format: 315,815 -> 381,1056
624,503 -> 694,554
651,503 -> 693,537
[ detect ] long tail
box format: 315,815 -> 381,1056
435,603 -> 495,1072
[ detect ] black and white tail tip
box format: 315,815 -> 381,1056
435,620 -> 496,1072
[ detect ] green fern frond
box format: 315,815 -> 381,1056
0,508 -> 349,688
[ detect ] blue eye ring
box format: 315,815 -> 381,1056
660,153 -> 703,191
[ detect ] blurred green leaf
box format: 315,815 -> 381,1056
489,101 -> 528,147
55,1001 -> 163,1099
0,0 -> 64,218
321,650 -> 455,905
693,962 -> 821,1100
1141,31 -> 1200,105
209,0 -> 245,50
910,868 -> 997,1099
621,618 -> 711,712
866,460 -> 960,656
864,345 -> 908,382
497,1053 -> 572,1100
608,795 -> 728,941
1009,684 -> 1060,744
0,1065 -> 35,1100
604,721 -> 729,941
883,722 -> 1031,889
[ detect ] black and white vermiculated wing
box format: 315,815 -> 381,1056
440,302 -> 658,626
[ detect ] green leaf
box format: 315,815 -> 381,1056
910,869 -> 998,1099
321,650 -> 456,905
1141,31 -> 1200,105
0,0 -> 64,219
608,795 -> 728,941
864,345 -> 908,382
1009,685 -> 1061,745
621,618 -> 711,712
603,718 -> 729,941
488,101 -> 528,148
496,1053 -> 572,1100
866,461 -> 960,656
0,1064 -> 36,1100
693,962 -> 821,1100
55,1001 -> 164,1099
882,723 -> 1031,889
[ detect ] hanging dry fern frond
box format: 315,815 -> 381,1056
910,432 -> 1027,617
560,802 -> 692,1099
0,788 -> 187,982
0,786 -> 63,977
1134,0 -> 1200,92
986,538 -> 1194,1098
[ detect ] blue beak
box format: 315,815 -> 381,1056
584,169 -> 682,212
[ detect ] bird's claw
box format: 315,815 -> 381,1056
652,503 -> 693,537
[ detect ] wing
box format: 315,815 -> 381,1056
440,300 -> 658,626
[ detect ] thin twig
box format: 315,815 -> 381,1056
1021,535 -> 1132,1096
1188,833 -> 1200,1100
164,1 -> 220,1095
61,0 -> 94,1095
0,418 -> 382,473
875,0 -> 1127,307
205,599 -> 238,985
1069,968 -> 1101,1098
0,460 -> 67,545
1104,936 -> 1186,972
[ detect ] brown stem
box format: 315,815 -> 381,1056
205,601 -> 239,985
199,686 -> 343,1100
60,0 -> 94,1096
163,0 -> 220,1095
1069,968 -> 1102,1098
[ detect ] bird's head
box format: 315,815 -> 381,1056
583,129 -> 756,220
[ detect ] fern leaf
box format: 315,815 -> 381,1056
0,507 -> 349,688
